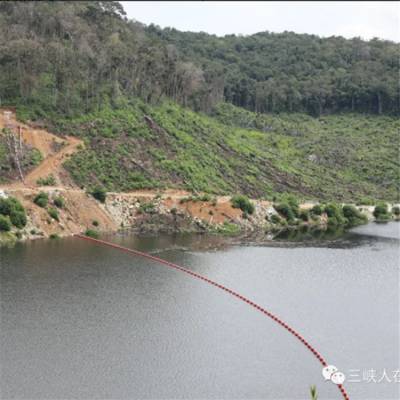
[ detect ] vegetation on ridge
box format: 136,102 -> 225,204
0,1 -> 398,118
45,100 -> 398,202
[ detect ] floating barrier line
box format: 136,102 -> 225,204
76,234 -> 350,400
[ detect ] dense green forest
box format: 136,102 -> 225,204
0,1 -> 398,201
148,27 -> 399,115
0,1 -> 398,117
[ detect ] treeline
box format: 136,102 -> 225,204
0,1 -> 206,116
148,27 -> 400,116
0,1 -> 398,117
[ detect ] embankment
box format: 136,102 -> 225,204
2,187 -> 396,246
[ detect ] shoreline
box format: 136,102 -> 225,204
1,187 -> 398,247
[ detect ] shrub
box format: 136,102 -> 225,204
231,195 -> 254,215
85,229 -> 99,238
92,220 -> 99,226
270,214 -> 282,224
392,206 -> 400,217
324,203 -> 346,225
299,210 -> 309,221
280,194 -> 299,217
198,193 -> 212,202
274,202 -> 296,222
0,215 -> 11,232
91,186 -> 107,203
36,174 -> 56,186
138,201 -> 156,214
48,208 -> 59,221
0,197 -> 25,215
342,205 -> 367,227
34,192 -> 49,208
10,210 -> 27,228
214,221 -> 241,236
53,196 -> 65,208
0,197 -> 27,228
310,204 -> 323,216
49,233 -> 60,240
356,197 -> 375,206
373,203 -> 390,221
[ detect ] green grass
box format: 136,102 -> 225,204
25,99 -> 399,202
212,222 -> 242,236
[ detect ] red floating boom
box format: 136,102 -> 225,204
76,234 -> 350,400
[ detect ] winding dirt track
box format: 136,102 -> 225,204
23,136 -> 82,186
0,109 -> 84,188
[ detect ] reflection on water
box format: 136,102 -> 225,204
273,224 -> 347,242
272,222 -> 400,249
1,223 -> 399,400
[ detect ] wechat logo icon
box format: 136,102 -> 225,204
322,365 -> 346,385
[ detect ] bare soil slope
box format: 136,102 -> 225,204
0,109 -> 84,188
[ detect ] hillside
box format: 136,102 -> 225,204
13,100 -> 396,202
148,27 -> 399,116
0,1 -> 398,117
0,1 -> 398,204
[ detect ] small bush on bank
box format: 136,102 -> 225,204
310,204 -> 323,216
279,194 -> 300,217
53,196 -> 65,208
324,203 -> 346,225
92,220 -> 99,226
0,215 -> 11,231
299,210 -> 309,221
391,206 -> 400,217
34,192 -> 49,208
214,221 -> 241,236
274,202 -> 296,222
231,195 -> 254,215
85,229 -> 99,238
342,204 -> 367,227
269,214 -> 282,224
0,197 -> 27,228
90,186 -> 107,203
49,233 -> 60,239
48,207 -> 59,221
10,210 -> 27,228
373,203 -> 390,221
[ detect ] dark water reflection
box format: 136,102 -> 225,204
1,223 -> 399,400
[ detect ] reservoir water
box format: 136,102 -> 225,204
1,223 -> 399,399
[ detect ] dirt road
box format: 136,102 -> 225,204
0,109 -> 84,188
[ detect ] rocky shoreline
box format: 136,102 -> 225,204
1,187 -> 398,247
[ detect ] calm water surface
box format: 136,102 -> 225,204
1,223 -> 399,400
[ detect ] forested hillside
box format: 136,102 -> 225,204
0,1 -> 398,202
148,27 -> 399,115
0,1 -> 398,117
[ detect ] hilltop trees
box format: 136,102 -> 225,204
0,1 -> 204,116
0,1 -> 398,118
149,28 -> 400,116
